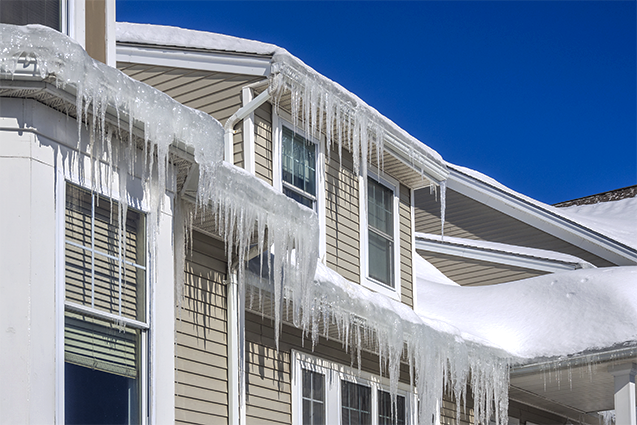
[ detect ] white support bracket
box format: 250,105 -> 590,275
608,362 -> 637,425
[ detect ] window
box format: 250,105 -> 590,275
303,369 -> 326,425
293,351 -> 413,425
378,390 -> 405,425
341,381 -> 371,425
0,0 -> 61,31
367,176 -> 396,288
281,126 -> 316,209
64,183 -> 147,424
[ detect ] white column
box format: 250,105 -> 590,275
608,363 -> 637,425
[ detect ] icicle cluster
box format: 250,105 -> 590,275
269,53 -> 446,180
2,24 -> 513,425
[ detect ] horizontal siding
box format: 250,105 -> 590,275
233,121 -> 244,168
325,147 -> 360,283
398,184 -> 413,307
417,250 -> 546,286
254,102 -> 273,185
414,187 -> 614,268
176,231 -> 228,424
244,311 -> 414,425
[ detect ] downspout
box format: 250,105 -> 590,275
223,87 -> 272,163
225,86 -> 272,425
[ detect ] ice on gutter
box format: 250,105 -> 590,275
116,22 -> 449,187
416,232 -> 595,271
0,24 -> 319,343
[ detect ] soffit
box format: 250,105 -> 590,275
509,352 -> 637,423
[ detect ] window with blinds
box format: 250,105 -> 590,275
64,183 -> 146,424
0,0 -> 61,31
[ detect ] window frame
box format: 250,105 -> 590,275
273,110 -> 327,259
360,171 -> 401,301
292,351 -> 415,425
58,179 -> 150,424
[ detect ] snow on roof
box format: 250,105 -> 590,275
414,265 -> 637,359
415,232 -> 594,268
557,197 -> 637,251
449,163 -> 637,251
116,22 -> 447,183
117,22 -> 285,56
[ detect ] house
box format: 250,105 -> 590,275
1,2 -> 636,425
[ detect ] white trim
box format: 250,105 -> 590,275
410,188 -> 417,309
414,237 -> 590,273
361,171 -> 402,301
292,350 -> 416,425
55,169 -> 66,425
69,0 -> 86,48
105,0 -> 116,67
448,167 -> 637,265
241,87 -> 255,174
274,111 -> 327,259
116,44 -> 271,76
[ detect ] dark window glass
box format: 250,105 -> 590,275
368,177 -> 394,287
341,380 -> 371,425
0,0 -> 61,31
378,390 -> 405,425
302,370 -> 325,425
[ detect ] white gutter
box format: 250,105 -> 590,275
224,87 -> 271,163
415,236 -> 594,273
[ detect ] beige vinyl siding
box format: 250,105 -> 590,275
398,184 -> 413,307
414,187 -> 614,268
325,147 -> 360,284
244,311 -> 413,425
254,102 -> 273,184
116,63 -> 268,169
175,231 -> 228,424
417,250 -> 546,287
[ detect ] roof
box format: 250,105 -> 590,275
447,163 -> 637,261
553,184 -> 637,207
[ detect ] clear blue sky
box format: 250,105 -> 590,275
117,1 -> 636,204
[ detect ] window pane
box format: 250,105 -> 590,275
341,381 -> 371,425
302,370 -> 325,425
368,178 -> 393,236
368,231 -> 393,287
282,126 -> 316,207
64,313 -> 141,424
283,187 -> 314,209
0,0 -> 61,30
378,390 -> 406,425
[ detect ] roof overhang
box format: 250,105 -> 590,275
447,166 -> 637,266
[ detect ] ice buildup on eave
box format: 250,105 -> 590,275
268,52 -> 448,186
0,24 -> 319,339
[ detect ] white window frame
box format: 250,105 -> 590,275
273,110 -> 327,259
57,178 -> 150,425
292,351 -> 416,425
360,171 -> 401,301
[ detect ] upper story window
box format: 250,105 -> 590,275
362,173 -> 400,299
0,0 -> 61,31
281,126 -> 316,209
64,183 -> 147,424
367,177 -> 395,287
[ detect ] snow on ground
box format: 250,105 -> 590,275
416,232 -> 594,268
414,266 -> 637,359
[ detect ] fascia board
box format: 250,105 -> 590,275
447,169 -> 637,266
116,44 -> 271,76
415,238 -> 581,273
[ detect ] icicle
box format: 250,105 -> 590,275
440,180 -> 447,240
